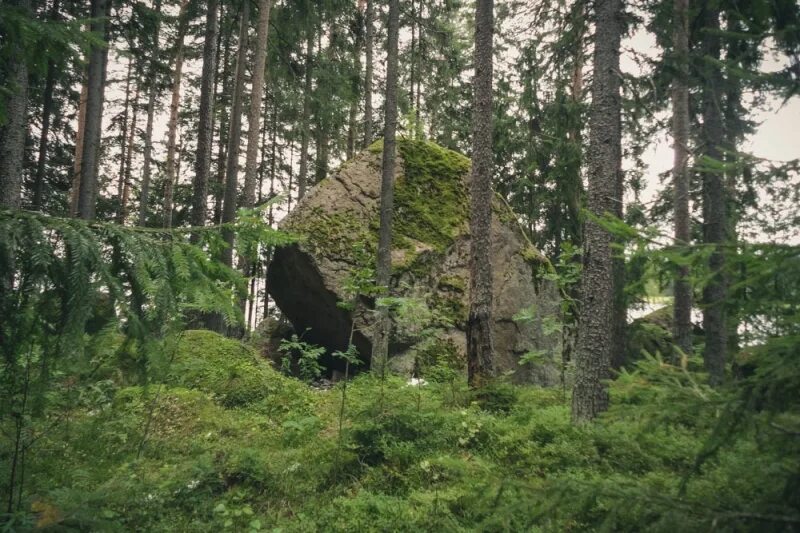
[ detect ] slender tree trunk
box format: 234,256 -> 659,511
347,8 -> 364,160
163,1 -> 190,228
415,16 -> 423,138
31,0 -> 61,210
139,0 -> 163,226
214,8 -> 233,223
410,0 -> 417,110
0,0 -> 32,209
119,77 -> 140,224
70,79 -> 88,216
466,0 -> 495,387
191,0 -> 219,235
572,0 -> 622,422
240,0 -> 273,329
117,57 -> 133,218
242,0 -> 273,208
363,0 -> 374,148
371,0 -> 400,377
700,0 -> 726,386
297,32 -> 314,200
672,0 -> 692,355
221,0 -> 250,267
77,0 -> 111,220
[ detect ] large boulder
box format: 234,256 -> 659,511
267,140 -> 562,385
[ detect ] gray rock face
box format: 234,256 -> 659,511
267,140 -> 562,385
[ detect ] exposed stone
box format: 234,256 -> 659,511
267,140 -> 562,385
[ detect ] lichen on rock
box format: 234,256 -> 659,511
267,139 -> 562,385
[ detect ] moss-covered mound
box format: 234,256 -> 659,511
267,140 -> 562,384
163,330 -> 310,410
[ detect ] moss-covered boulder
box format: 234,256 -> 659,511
267,140 -> 561,385
163,330 -> 310,409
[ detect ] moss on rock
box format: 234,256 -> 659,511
163,330 -> 309,409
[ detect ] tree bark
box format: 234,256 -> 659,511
191,0 -> 219,234
297,32 -> 314,200
213,4 -> 233,223
117,57 -> 133,220
163,1 -> 190,228
70,79 -> 88,216
672,0 -> 692,356
466,0 -> 495,388
0,0 -> 32,209
119,75 -> 140,224
32,0 -> 61,210
572,0 -> 622,422
139,0 -> 163,226
371,0 -> 400,377
242,0 -> 273,209
77,0 -> 111,220
700,0 -> 727,386
363,0 -> 374,148
220,0 -> 250,267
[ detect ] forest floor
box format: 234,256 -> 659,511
8,329 -> 790,531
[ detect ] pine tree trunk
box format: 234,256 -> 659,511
77,0 -> 111,220
363,0 -> 374,148
118,77 -> 141,224
213,6 -> 233,223
371,0 -> 400,377
466,0 -> 495,388
242,0 -> 273,208
672,0 -> 692,355
70,76 -> 88,216
220,0 -> 250,267
117,57 -> 133,220
297,32 -> 314,200
0,0 -> 32,209
119,76 -> 140,224
572,0 -> 622,422
163,2 -> 189,228
346,8 -> 363,161
31,0 -> 61,210
191,0 -> 219,234
139,0 -> 163,226
700,1 -> 727,386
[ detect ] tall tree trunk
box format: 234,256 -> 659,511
242,0 -> 272,208
214,8 -> 233,223
220,0 -> 250,267
119,76 -> 140,224
572,0 -> 622,422
139,0 -> 163,226
77,0 -> 111,220
347,7 -> 364,160
32,0 -> 61,210
362,0 -> 374,148
672,0 -> 692,355
700,0 -> 726,386
466,0 -> 495,387
371,0 -> 400,377
241,0 -> 273,328
297,32 -> 314,200
70,79 -> 89,215
191,0 -> 219,234
163,1 -> 190,228
117,57 -> 133,219
0,0 -> 32,209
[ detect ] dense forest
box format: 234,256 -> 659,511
1,0 -> 799,529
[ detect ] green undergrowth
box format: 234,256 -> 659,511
7,330 -> 798,531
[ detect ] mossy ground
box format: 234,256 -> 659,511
10,330 -> 793,531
